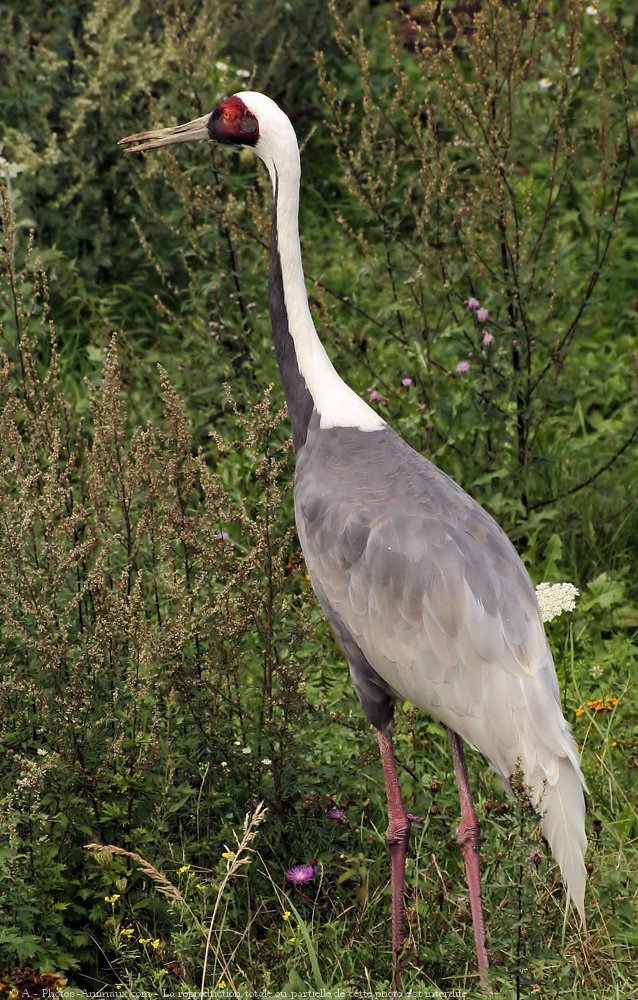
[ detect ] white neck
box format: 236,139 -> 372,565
240,92 -> 385,434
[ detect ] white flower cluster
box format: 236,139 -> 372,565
535,581 -> 580,623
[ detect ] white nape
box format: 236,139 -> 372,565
238,91 -> 386,433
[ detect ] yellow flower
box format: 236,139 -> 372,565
217,981 -> 227,989
151,938 -> 160,950
120,927 -> 134,938
177,864 -> 191,875
221,850 -> 236,861
576,696 -> 621,717
282,910 -> 291,921
104,893 -> 120,904
611,740 -> 617,747
139,936 -> 151,945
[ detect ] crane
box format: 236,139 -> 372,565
120,92 -> 587,986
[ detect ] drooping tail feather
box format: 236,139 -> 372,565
534,756 -> 587,924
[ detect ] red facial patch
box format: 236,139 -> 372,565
207,96 -> 259,146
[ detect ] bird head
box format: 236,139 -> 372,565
118,95 -> 257,153
119,93 -> 297,182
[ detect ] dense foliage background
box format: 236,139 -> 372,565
0,0 -> 636,996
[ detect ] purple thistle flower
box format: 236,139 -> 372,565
528,846 -> 543,866
465,297 -> 480,311
401,377 -> 413,387
455,361 -> 470,375
482,330 -> 494,346
328,808 -> 347,823
285,864 -> 315,884
476,307 -> 489,322
367,387 -> 385,403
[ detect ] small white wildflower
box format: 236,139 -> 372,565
538,77 -> 553,90
241,746 -> 251,755
37,748 -> 48,756
585,3 -> 599,15
535,582 -> 580,622
215,61 -> 229,72
236,69 -> 251,79
233,740 -> 241,745
591,664 -> 603,679
220,761 -> 228,768
261,757 -> 272,765
569,66 -> 580,76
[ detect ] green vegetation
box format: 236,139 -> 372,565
0,1 -> 636,996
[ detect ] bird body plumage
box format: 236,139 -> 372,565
120,89 -> 588,977
295,416 -> 587,919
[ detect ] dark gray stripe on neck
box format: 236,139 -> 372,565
269,166 -> 314,452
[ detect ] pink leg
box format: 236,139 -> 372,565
448,728 -> 490,984
377,730 -> 411,987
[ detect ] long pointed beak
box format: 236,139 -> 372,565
118,113 -> 211,153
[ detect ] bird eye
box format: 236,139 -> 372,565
222,108 -> 232,122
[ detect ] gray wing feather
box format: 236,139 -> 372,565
295,422 -> 561,776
